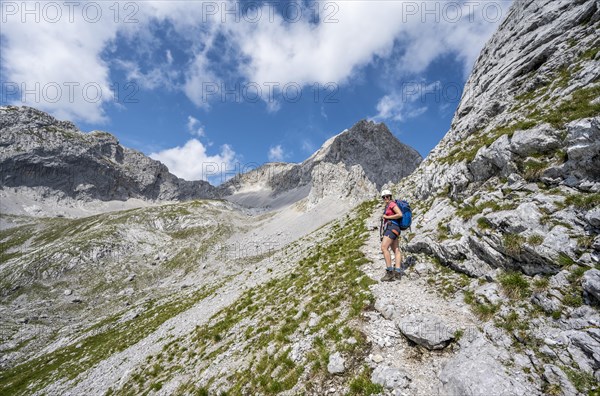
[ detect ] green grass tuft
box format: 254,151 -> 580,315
577,236 -> 594,249
498,271 -> 531,300
522,158 -> 547,181
527,234 -> 544,246
503,233 -> 526,256
496,311 -> 529,333
562,365 -> 598,394
533,277 -> 549,292
557,253 -> 576,267
347,366 -> 384,396
463,290 -> 500,321
537,85 -> 600,128
477,217 -> 493,230
564,193 -> 600,210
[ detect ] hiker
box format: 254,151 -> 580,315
380,189 -> 403,281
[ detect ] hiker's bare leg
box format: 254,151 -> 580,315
392,239 -> 402,269
381,236 -> 393,267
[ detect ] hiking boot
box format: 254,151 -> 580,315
380,270 -> 395,282
394,270 -> 403,280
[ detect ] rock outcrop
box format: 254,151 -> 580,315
0,106 -> 217,202
400,0 -> 599,276
438,332 -> 536,396
396,314 -> 456,350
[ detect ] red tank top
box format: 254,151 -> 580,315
385,201 -> 398,217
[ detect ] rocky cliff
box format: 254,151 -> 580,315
381,0 -> 600,393
0,106 -> 218,203
403,0 -> 599,275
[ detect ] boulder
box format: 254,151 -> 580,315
371,365 -> 411,390
475,282 -> 503,305
469,134 -> 513,181
327,352 -> 345,374
567,329 -> 600,371
585,208 -> 600,228
563,117 -> 600,183
396,314 -> 456,350
374,298 -> 396,320
531,293 -> 560,314
485,202 -> 542,234
582,269 -> 600,302
509,124 -> 562,157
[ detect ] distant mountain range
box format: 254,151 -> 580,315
0,106 -> 422,211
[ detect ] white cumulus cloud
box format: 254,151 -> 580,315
150,139 -> 236,183
373,81 -> 442,121
1,2 -> 119,123
0,0 -> 513,121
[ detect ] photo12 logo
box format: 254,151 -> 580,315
195,1 -> 339,24
1,1 -> 139,24
1,81 -> 139,104
206,241 -> 279,263
200,81 -> 339,104
398,1 -> 507,23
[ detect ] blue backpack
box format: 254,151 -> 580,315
386,200 -> 412,230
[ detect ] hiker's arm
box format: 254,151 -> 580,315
383,206 -> 403,220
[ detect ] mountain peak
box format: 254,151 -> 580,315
305,119 -> 422,189
220,119 -> 422,208
1,106 -> 422,212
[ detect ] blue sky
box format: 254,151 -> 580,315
1,0 -> 513,183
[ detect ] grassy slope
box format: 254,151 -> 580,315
0,200 -> 387,396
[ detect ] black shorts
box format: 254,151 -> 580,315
383,223 -> 401,240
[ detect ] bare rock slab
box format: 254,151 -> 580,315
438,333 -> 536,396
395,314 -> 456,350
582,269 -> 600,302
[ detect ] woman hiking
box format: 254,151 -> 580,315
380,189 -> 403,282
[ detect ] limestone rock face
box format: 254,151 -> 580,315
303,120 -> 422,191
582,269 -> 600,302
400,0 -> 600,276
0,106 -> 217,203
393,1 -> 600,394
410,0 -> 600,199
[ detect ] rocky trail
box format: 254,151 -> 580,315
357,208 -> 478,395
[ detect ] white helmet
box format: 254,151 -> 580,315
380,189 -> 392,197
